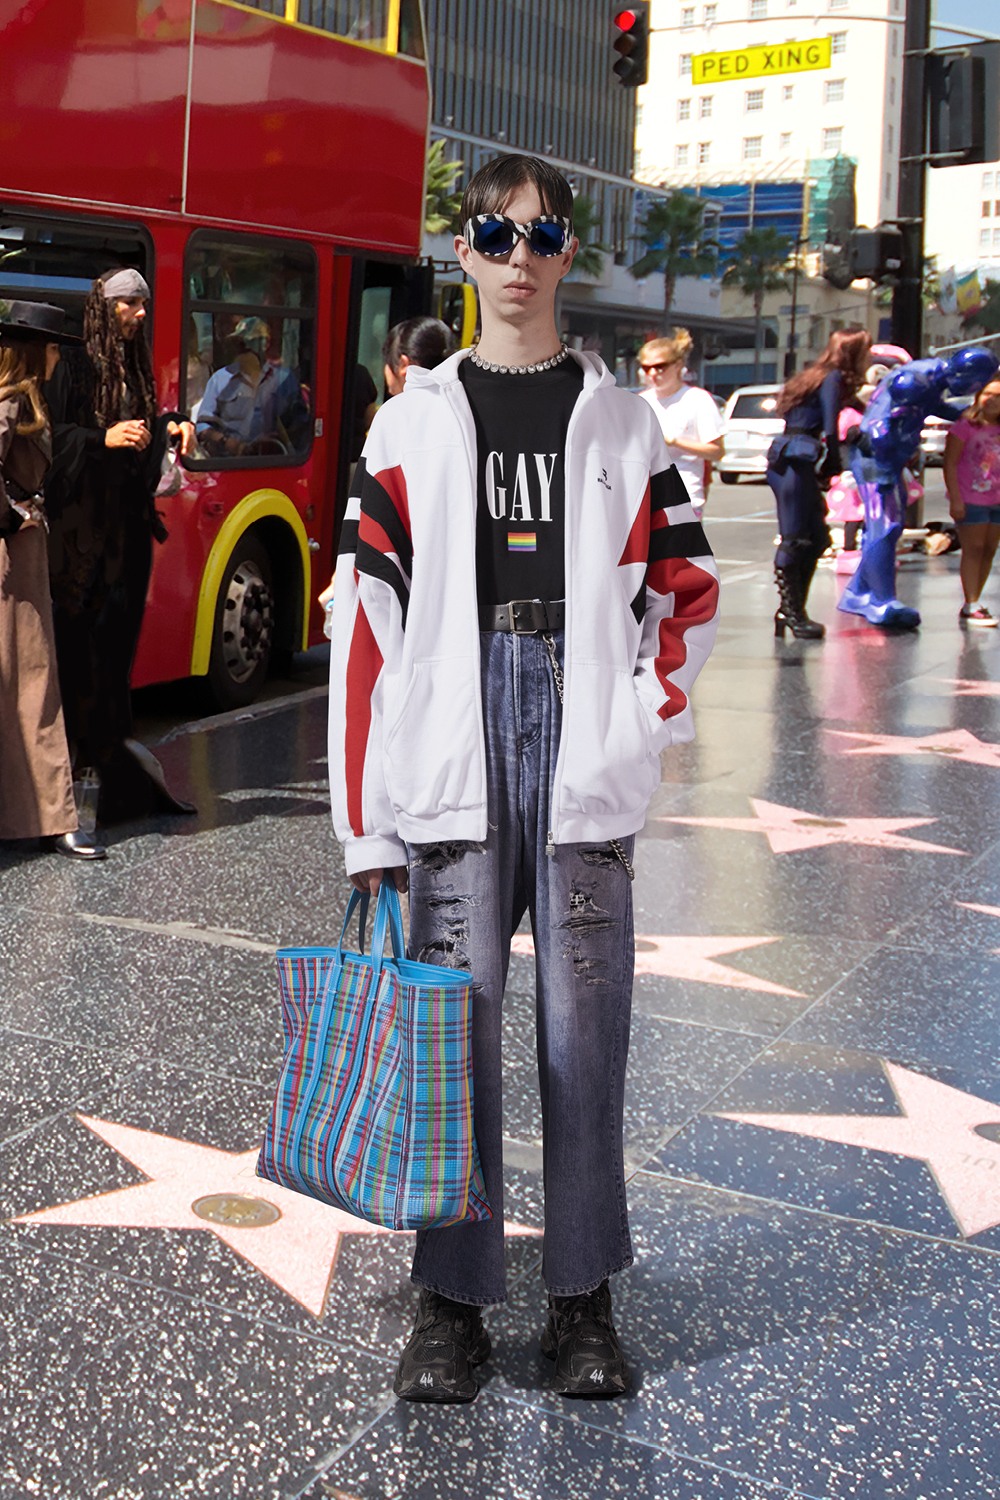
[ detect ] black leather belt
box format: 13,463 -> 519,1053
478,599 -> 565,633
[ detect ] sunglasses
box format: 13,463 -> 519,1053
640,362 -> 674,374
464,214 -> 573,258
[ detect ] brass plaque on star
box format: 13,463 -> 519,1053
191,1193 -> 281,1228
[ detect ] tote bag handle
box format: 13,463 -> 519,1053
370,881 -> 406,982
335,889 -> 370,965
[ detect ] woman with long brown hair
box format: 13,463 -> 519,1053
0,302 -> 105,858
766,326 -> 871,638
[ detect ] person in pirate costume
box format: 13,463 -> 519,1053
44,268 -> 196,825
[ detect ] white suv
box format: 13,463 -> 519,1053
718,384 -> 784,484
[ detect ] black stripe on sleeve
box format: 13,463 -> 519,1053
338,518 -> 359,558
649,521 -> 714,562
362,476 -> 413,577
349,456 -> 367,500
650,465 -> 691,513
355,538 -> 410,627
630,580 -> 647,625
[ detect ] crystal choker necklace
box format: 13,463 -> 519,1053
468,344 -> 570,375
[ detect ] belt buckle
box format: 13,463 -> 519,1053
508,599 -> 540,634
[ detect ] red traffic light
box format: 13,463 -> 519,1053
614,9 -> 638,27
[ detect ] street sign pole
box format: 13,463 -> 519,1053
892,0 -> 932,355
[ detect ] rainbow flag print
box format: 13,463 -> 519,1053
507,532 -> 537,552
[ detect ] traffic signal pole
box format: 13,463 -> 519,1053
892,0 -> 932,355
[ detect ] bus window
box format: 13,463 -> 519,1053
0,215 -> 149,335
183,233 -> 316,467
297,2 -> 390,45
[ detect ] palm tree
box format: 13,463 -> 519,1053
722,227 -> 792,382
629,192 -> 718,330
569,194 -> 610,279
424,139 -> 464,237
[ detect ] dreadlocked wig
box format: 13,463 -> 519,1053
83,276 -> 158,429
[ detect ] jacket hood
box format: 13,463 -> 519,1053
405,346 -> 615,393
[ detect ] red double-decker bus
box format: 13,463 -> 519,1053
1,0 -> 430,705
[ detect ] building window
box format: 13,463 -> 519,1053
749,0 -> 767,15
891,29 -> 898,56
678,98 -> 692,121
993,228 -> 1000,249
885,172 -> 892,198
698,141 -> 711,164
891,0 -> 900,10
985,172 -> 995,189
822,127 -> 843,153
984,201 -> 992,218
681,6 -> 695,26
636,103 -> 644,126
743,136 -> 763,160
780,132 -> 793,151
704,2 -> 717,20
889,77 -> 896,105
746,88 -> 765,112
676,144 -> 690,166
680,53 -> 693,75
982,229 -> 992,249
824,79 -> 844,104
700,95 -> 713,118
995,200 -> 1000,216
830,31 -> 846,53
829,0 -> 847,8
887,125 -> 893,151
783,84 -> 794,102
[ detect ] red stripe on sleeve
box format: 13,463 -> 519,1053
345,606 -> 383,836
358,511 -> 397,559
374,463 -> 412,539
651,556 -> 721,721
619,481 -> 651,567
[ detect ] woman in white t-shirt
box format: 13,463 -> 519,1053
637,330 -> 725,516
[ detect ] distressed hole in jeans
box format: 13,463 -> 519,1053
410,840 -> 485,873
559,884 -> 615,936
426,893 -> 478,912
416,917 -> 471,970
561,941 -> 609,985
580,846 -> 620,871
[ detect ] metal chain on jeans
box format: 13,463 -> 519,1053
543,631 -> 634,882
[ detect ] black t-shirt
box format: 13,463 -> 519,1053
459,356 -> 584,606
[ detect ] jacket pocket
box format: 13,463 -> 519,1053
561,663 -> 661,818
383,658 -> 483,819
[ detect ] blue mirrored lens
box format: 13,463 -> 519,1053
474,221 -> 516,255
528,222 -> 567,255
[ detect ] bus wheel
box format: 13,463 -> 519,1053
207,533 -> 275,709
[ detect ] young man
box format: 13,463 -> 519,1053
329,155 -> 720,1403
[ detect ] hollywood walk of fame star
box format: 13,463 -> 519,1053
12,1116 -> 539,1317
656,797 -> 966,857
938,678 -> 1000,697
717,1061 -> 1000,1238
826,727 -> 1000,770
956,900 -> 1000,954
510,933 -> 804,996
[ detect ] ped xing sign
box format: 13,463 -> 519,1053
692,36 -> 832,84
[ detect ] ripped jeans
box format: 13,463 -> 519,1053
407,630 -> 635,1305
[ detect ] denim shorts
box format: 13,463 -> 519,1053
959,504 -> 1000,525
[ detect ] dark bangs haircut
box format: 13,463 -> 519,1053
460,154 -> 574,227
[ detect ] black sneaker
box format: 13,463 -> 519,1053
393,1290 -> 491,1403
540,1279 -> 631,1397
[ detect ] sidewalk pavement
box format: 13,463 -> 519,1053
3,480 -> 1000,1499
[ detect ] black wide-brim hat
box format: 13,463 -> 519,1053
0,300 -> 84,345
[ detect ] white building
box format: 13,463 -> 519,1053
925,160 -> 1000,284
635,0 -> 905,231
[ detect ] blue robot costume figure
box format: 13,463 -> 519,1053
839,346 -> 1000,630
766,328 -> 872,639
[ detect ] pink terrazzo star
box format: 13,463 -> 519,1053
938,679 -> 1000,697
717,1062 -> 1000,1237
826,727 -> 1000,769
656,798 -> 966,856
956,900 -> 1000,954
511,933 -> 803,995
12,1116 -> 539,1316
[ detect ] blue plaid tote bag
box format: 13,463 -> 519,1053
257,883 -> 490,1231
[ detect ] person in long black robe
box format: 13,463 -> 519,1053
43,270 -> 195,825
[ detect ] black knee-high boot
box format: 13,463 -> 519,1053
774,554 -> 825,639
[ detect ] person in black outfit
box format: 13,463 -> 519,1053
382,315 -> 452,395
44,269 -> 196,825
766,328 -> 871,639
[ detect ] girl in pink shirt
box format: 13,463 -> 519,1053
945,379 -> 1000,626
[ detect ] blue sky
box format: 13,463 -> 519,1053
932,0 -> 996,38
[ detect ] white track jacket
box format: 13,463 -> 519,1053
328,349 -> 720,877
